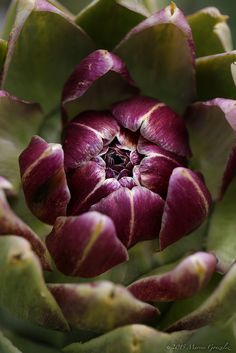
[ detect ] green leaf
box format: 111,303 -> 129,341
115,3 -> 196,114
0,332 -> 21,353
186,99 -> 236,200
154,224 -> 206,265
58,0 -> 94,14
3,331 -> 63,353
0,40 -> 7,72
76,0 -> 148,50
64,325 -> 193,353
165,264 -> 236,331
2,0 -> 95,114
0,236 -> 69,331
188,7 -> 232,57
185,325 -> 236,353
44,240 -> 159,287
10,188 -> 51,238
94,240 -> 159,286
49,281 -> 158,333
1,0 -> 18,40
207,177 -> 236,272
196,52 -> 236,101
142,0 -> 166,13
0,306 -> 94,349
0,91 -> 43,189
38,107 -> 62,143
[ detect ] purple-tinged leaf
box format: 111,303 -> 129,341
159,168 -> 212,250
91,186 -> 164,248
128,252 -> 216,302
166,263 -> 236,332
19,136 -> 70,225
49,281 -> 158,333
186,99 -> 236,200
112,96 -> 191,157
115,3 -> 196,113
136,154 -> 182,197
46,212 -> 128,277
67,161 -> 121,215
62,50 -> 138,120
0,177 -> 50,271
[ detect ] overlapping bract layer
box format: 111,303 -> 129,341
2,1 -> 236,344
0,176 -> 50,270
19,50 -> 212,279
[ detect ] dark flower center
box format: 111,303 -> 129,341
103,141 -> 141,179
103,144 -> 131,178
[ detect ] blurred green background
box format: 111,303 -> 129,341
0,0 -> 236,46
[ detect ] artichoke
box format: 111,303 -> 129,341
0,1 -> 236,352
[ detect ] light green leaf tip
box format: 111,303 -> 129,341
188,7 -> 232,57
0,236 -> 69,331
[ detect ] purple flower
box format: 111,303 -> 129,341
19,50 -> 212,278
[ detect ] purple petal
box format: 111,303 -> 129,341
72,111 -> 120,145
68,163 -> 121,215
119,177 -> 137,189
63,121 -> 103,169
112,96 -> 161,131
116,127 -> 140,151
19,136 -> 70,225
63,111 -> 120,169
67,161 -> 105,214
159,168 -> 212,250
137,155 -> 182,197
62,50 -> 138,119
137,137 -> 188,165
130,150 -> 142,165
112,96 -> 191,157
46,212 -> 128,277
140,105 -> 191,157
0,180 -> 51,270
91,186 -> 164,248
128,252 -> 216,302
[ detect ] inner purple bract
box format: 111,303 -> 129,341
102,140 -> 141,179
